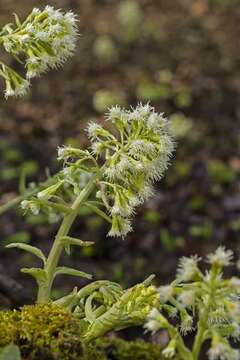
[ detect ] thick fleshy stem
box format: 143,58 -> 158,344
166,321 -> 193,360
192,267 -> 218,359
37,175 -> 97,303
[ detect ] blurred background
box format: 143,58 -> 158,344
0,0 -> 240,308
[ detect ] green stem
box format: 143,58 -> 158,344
76,280 -> 117,301
168,325 -> 193,360
85,202 -> 111,223
192,321 -> 207,360
37,176 -> 97,304
192,268 -> 217,359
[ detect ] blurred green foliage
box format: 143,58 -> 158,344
93,35 -> 118,65
93,90 -> 126,113
207,160 -> 237,184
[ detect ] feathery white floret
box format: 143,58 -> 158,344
208,342 -> 240,360
207,246 -> 233,267
177,255 -> 201,281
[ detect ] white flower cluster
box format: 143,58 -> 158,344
21,199 -> 40,215
177,255 -> 201,281
144,308 -> 168,334
162,339 -> 176,359
208,337 -> 240,360
20,178 -> 67,222
207,246 -> 233,267
0,6 -> 78,98
87,104 -> 174,237
0,64 -> 30,98
21,104 -> 174,237
144,247 -> 240,359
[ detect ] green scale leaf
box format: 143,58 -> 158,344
6,243 -> 46,265
54,266 -> 92,280
60,236 -> 94,256
21,268 -> 47,284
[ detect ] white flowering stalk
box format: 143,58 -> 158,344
144,247 -> 240,360
0,6 -> 78,98
6,104 -> 174,311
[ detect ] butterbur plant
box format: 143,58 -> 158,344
0,6 -> 78,98
0,6 -> 173,343
5,103 -> 173,341
0,6 -> 176,347
3,6 -> 239,359
145,247 -> 240,359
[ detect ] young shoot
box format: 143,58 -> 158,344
145,246 -> 240,360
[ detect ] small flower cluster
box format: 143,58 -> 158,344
0,6 -> 78,98
21,177 -> 66,223
0,64 -> 30,98
89,104 -> 174,237
22,104 -> 174,237
144,247 -> 240,360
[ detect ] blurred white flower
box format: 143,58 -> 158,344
207,246 -> 233,267
177,255 -> 201,281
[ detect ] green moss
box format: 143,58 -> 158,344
0,303 -> 84,360
0,304 -> 169,360
0,310 -> 17,346
97,338 -> 164,360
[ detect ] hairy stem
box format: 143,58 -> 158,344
37,175 -> 97,303
192,269 -> 217,359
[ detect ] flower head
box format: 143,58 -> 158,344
1,64 -> 30,99
144,308 -> 169,334
0,6 -> 78,97
158,285 -> 174,303
108,215 -> 132,238
37,181 -> 63,200
177,255 -> 201,282
178,290 -> 196,308
208,338 -> 240,360
101,104 -> 174,237
21,104 -> 174,239
207,246 -> 233,268
180,311 -> 194,335
162,338 -> 176,358
21,200 -> 40,215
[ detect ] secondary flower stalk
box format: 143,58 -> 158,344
144,247 -> 240,360
0,6 -> 78,98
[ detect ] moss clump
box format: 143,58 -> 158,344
0,304 -> 169,359
95,338 -> 165,360
0,303 -> 84,360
